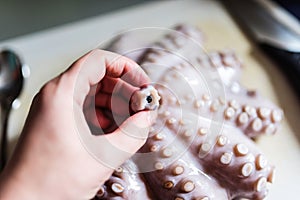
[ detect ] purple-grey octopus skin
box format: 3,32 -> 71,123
105,24 -> 204,65
94,160 -> 153,200
138,25 -> 280,199
206,50 -> 242,86
105,24 -> 239,87
221,88 -> 283,138
106,32 -> 150,63
96,24 -> 283,200
137,27 -> 283,139
153,69 -> 278,199
151,58 -> 283,139
151,61 -> 281,199
137,120 -> 229,200
140,25 -> 204,83
158,104 -> 275,199
105,24 -> 205,83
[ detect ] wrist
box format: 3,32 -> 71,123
0,168 -> 32,199
0,163 -> 70,200
0,165 -> 45,200
0,159 -> 100,200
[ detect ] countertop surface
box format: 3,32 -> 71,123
0,0 -> 299,199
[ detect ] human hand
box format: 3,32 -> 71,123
0,49 -> 155,200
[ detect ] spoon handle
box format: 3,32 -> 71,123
0,103 -> 10,171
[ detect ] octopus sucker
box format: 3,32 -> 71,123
150,144 -> 159,152
199,143 -> 212,155
217,135 -> 228,146
94,160 -> 153,199
164,180 -> 175,189
210,99 -> 220,112
234,143 -> 249,156
154,132 -> 165,140
202,93 -> 211,101
172,165 -> 185,176
95,24 -> 283,200
221,98 -> 283,138
263,124 -> 276,135
111,182 -> 125,194
224,107 -> 235,119
182,129 -> 193,139
236,94 -> 282,136
161,147 -> 173,158
228,99 -> 240,110
257,107 -> 271,119
116,167 -> 123,173
138,122 -> 229,200
220,152 -> 233,165
157,105 -> 274,199
194,99 -> 205,108
130,85 -> 160,113
96,186 -> 106,198
241,162 -> 254,177
154,161 -> 164,170
190,119 -> 274,199
251,118 -> 263,132
196,197 -> 210,200
271,109 -> 283,123
237,112 -> 249,125
180,180 -> 196,193
267,168 -> 276,183
254,177 -> 268,192
156,63 -> 281,140
137,25 -> 204,82
167,117 -> 177,125
255,154 -> 268,170
198,127 -> 208,136
244,105 -> 257,117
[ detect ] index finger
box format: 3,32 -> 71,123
65,49 -> 150,106
104,52 -> 151,87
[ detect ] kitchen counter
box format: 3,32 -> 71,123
0,0 -> 299,199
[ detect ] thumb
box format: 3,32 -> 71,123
91,111 -> 155,169
106,111 -> 153,154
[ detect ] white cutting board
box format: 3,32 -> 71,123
0,0 -> 299,199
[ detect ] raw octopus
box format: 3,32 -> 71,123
90,24 -> 283,200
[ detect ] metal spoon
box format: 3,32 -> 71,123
0,50 -> 24,171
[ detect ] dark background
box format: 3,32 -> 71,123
0,0 -> 298,42
0,0 -> 149,41
274,0 -> 300,20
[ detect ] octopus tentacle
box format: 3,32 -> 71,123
94,160 -> 153,199
130,85 -> 161,113
154,60 -> 282,139
105,32 -> 150,62
139,24 -> 204,82
97,24 -> 283,200
221,90 -> 283,138
158,106 -> 274,200
206,50 -> 242,86
105,24 -> 204,66
105,24 -> 241,89
135,120 -> 229,200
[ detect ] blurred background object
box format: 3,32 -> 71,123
274,0 -> 300,20
0,0 -> 149,41
224,0 -> 300,97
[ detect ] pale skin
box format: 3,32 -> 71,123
0,49 -> 154,200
